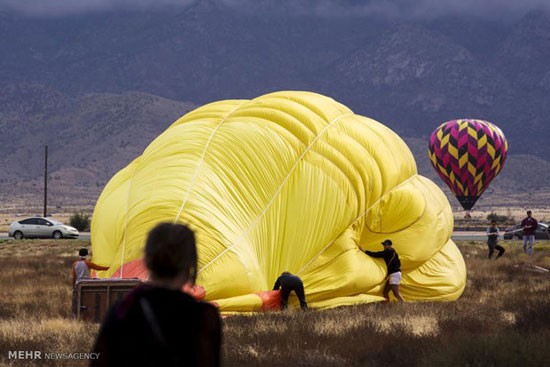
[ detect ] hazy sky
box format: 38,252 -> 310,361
0,0 -> 548,19
0,0 -> 193,16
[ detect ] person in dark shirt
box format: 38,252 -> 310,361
92,223 -> 221,367
272,272 -> 308,310
521,210 -> 538,255
486,220 -> 505,259
365,239 -> 404,302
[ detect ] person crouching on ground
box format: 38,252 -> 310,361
365,239 -> 404,302
272,271 -> 308,310
92,223 -> 221,367
486,220 -> 505,259
72,248 -> 109,315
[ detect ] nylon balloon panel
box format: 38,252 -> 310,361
91,91 -> 467,312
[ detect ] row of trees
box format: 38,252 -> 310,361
486,212 -> 509,223
66,212 -> 525,232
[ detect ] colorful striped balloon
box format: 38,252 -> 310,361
428,119 -> 508,211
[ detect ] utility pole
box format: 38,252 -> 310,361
44,145 -> 48,217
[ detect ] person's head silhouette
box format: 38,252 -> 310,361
145,223 -> 197,289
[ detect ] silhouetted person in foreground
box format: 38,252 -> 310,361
92,223 -> 221,367
486,220 -> 505,259
365,239 -> 404,302
272,272 -> 308,310
72,248 -> 109,315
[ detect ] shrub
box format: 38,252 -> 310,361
487,212 -> 508,223
69,212 -> 90,231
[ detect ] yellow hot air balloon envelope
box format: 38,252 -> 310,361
91,91 -> 466,312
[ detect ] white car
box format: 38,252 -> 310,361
8,217 -> 79,239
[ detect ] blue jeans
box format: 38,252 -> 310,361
523,235 -> 535,255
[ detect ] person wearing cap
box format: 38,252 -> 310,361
272,271 -> 308,310
365,239 -> 404,302
486,220 -> 505,259
71,248 -> 109,316
521,210 -> 538,255
72,248 -> 109,286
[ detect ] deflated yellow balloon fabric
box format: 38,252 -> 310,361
91,91 -> 466,312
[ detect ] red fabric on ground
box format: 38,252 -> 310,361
255,290 -> 282,311
111,258 -> 206,300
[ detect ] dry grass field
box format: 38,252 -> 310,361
1,238 -> 549,366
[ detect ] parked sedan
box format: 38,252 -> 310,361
503,223 -> 549,240
8,217 -> 79,239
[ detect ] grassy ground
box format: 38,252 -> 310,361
0,239 -> 549,366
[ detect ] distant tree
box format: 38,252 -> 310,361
487,212 -> 508,223
505,207 -> 515,223
70,212 -> 90,231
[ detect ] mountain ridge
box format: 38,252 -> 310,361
1,85 -> 548,211
1,7 -> 549,209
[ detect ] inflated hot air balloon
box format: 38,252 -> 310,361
91,91 -> 466,312
428,119 -> 507,211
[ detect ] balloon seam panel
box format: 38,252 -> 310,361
296,174 -> 418,275
197,112 -> 354,274
173,101 -> 247,223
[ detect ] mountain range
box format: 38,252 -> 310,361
1,1 -> 549,210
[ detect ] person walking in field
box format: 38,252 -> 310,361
521,210 -> 538,255
272,272 -> 309,310
486,220 -> 505,259
365,239 -> 404,302
92,223 -> 221,367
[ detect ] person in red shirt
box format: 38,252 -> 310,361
521,210 -> 538,255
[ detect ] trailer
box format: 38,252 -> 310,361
73,279 -> 142,322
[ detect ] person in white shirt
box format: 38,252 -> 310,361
486,220 -> 505,259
